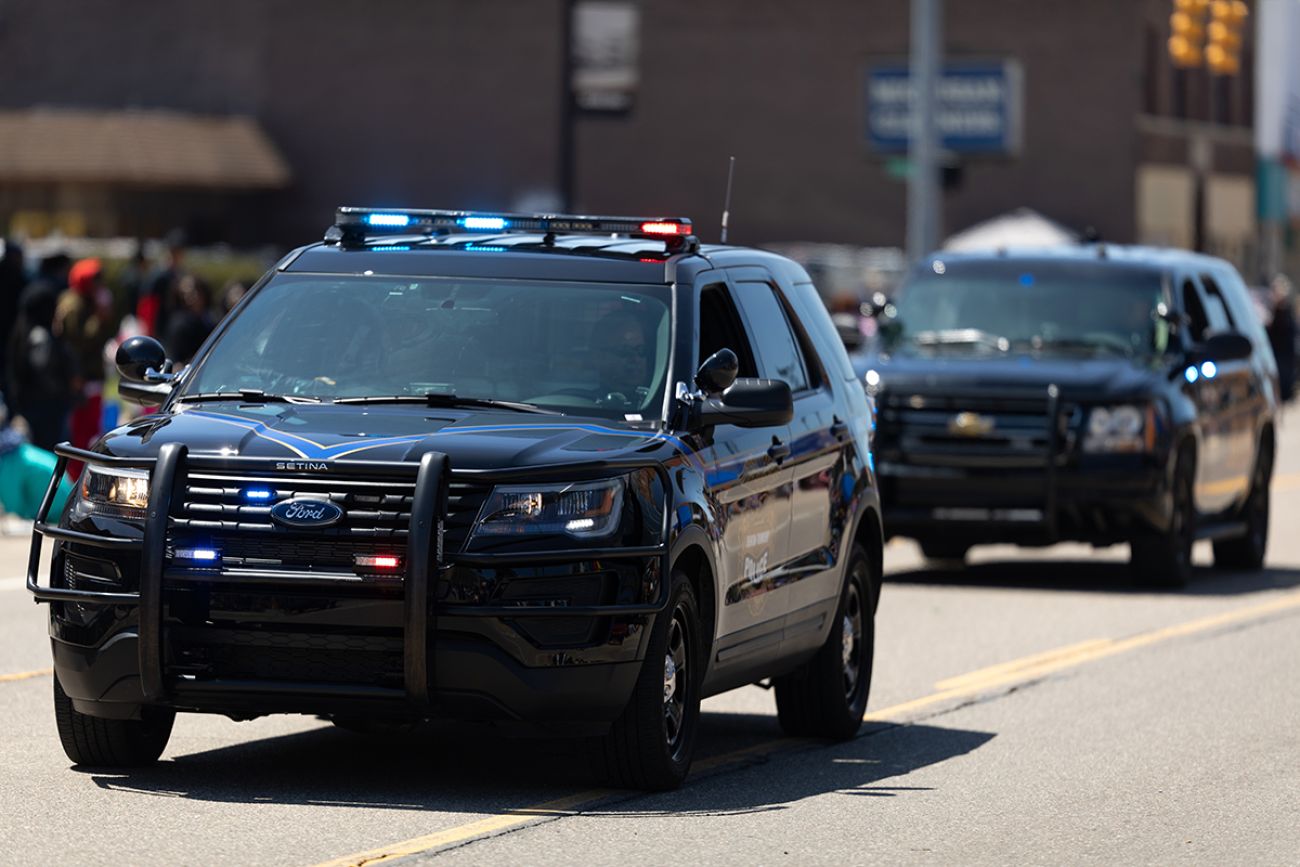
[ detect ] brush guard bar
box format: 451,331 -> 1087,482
28,443 -> 672,707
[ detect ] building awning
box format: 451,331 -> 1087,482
0,108 -> 290,189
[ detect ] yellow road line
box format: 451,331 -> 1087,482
308,588 -> 1300,867
932,639 -> 1111,691
310,790 -> 615,867
0,667 -> 51,684
867,589 -> 1300,723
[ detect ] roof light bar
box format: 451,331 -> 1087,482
331,207 -> 694,244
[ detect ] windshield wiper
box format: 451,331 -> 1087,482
333,393 -> 560,414
177,390 -> 322,405
912,328 -> 1010,351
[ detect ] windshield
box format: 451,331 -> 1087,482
183,274 -> 673,420
882,261 -> 1170,359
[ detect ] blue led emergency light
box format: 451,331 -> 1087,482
365,213 -> 412,227
242,487 -> 275,502
460,216 -> 508,231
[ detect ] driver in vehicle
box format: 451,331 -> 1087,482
589,308 -> 654,408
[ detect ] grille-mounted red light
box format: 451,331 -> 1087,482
355,554 -> 401,569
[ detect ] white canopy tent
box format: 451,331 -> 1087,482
942,208 -> 1081,252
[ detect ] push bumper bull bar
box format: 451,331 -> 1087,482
28,443 -> 672,709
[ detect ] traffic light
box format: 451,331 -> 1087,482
1205,0 -> 1249,75
1169,0 -> 1209,68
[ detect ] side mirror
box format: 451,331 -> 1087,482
1193,331 -> 1253,365
115,335 -> 169,383
695,348 -> 739,394
697,379 -> 793,429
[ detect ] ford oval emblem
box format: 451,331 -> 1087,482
270,498 -> 344,529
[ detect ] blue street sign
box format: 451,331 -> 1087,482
866,60 -> 1023,155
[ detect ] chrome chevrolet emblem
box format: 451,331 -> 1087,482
948,412 -> 995,437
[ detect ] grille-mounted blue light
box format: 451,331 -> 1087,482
366,213 -> 412,227
1184,365 -> 1199,384
175,548 -> 219,562
459,216 -> 508,231
242,487 -> 275,502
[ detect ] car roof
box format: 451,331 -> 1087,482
282,235 -> 812,286
925,244 -> 1236,274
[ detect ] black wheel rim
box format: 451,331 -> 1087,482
663,606 -> 689,751
841,577 -> 864,703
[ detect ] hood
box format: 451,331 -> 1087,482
863,352 -> 1165,401
98,402 -> 676,469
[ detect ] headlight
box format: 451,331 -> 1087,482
78,465 -> 150,519
1083,404 -> 1153,453
472,477 -> 625,540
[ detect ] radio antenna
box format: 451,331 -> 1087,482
720,155 -> 736,244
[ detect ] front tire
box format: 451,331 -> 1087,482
590,570 -> 701,791
53,677 -> 174,767
919,539 -> 970,568
1131,444 -> 1196,588
774,543 -> 876,739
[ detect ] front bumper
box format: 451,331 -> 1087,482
31,444 -> 668,730
879,456 -> 1170,546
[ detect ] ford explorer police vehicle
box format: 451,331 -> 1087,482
28,207 -> 882,790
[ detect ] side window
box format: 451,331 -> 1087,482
1200,275 -> 1238,331
793,281 -> 858,383
1181,279 -> 1211,343
735,281 -> 810,392
698,283 -> 758,378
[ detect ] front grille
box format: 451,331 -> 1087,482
167,471 -> 490,572
879,392 -> 1078,469
168,626 -> 404,686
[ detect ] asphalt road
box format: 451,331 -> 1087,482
3,420 -> 1300,865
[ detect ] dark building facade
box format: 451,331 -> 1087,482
0,0 -> 1256,262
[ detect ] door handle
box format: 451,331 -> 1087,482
831,417 -> 850,441
768,438 -> 791,463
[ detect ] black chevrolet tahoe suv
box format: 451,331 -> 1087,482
855,246 -> 1277,586
28,208 -> 882,790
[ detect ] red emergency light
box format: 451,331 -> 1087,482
355,554 -> 401,570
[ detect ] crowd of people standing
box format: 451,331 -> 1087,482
1,234 -> 239,458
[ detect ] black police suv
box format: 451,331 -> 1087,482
28,208 -> 882,790
855,246 -> 1277,586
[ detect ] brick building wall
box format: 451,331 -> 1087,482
0,0 -> 1256,253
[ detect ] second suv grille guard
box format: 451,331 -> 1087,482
28,443 -> 672,708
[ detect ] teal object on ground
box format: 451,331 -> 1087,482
0,443 -> 74,520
